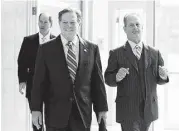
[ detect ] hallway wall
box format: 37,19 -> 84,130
1,1 -> 31,131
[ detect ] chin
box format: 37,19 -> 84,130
67,35 -> 75,41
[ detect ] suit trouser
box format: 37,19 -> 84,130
46,101 -> 90,131
27,97 -> 43,131
120,119 -> 151,131
95,112 -> 108,131
120,100 -> 151,131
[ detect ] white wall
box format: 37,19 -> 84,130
37,0 -> 81,36
2,1 -> 179,131
154,2 -> 179,131
1,1 -> 81,131
1,1 -> 36,131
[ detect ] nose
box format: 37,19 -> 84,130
43,22 -> 47,26
67,22 -> 72,27
133,24 -> 138,29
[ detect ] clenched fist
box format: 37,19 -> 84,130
32,111 -> 42,130
19,82 -> 26,94
116,68 -> 129,82
159,66 -> 168,80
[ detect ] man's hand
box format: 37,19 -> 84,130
98,111 -> 107,125
159,66 -> 168,80
19,82 -> 26,94
116,68 -> 129,82
32,111 -> 42,130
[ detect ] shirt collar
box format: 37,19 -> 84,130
39,31 -> 51,39
60,34 -> 78,46
128,40 -> 143,50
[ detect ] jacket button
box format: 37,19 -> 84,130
69,97 -> 74,102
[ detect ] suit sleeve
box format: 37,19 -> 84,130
31,46 -> 46,111
157,50 -> 169,84
104,50 -> 119,87
91,45 -> 108,113
17,37 -> 28,83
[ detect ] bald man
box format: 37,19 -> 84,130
104,13 -> 169,131
18,13 -> 56,131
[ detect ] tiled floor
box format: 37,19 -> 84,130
91,124 -> 121,131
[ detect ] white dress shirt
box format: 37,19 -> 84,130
60,34 -> 79,65
39,32 -> 51,44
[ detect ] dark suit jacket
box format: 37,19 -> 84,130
31,35 -> 108,128
104,42 -> 169,123
17,33 -> 56,98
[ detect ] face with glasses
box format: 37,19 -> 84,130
38,14 -> 52,36
59,12 -> 81,41
123,15 -> 143,44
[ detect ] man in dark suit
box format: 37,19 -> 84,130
17,13 -> 56,131
104,13 -> 169,131
31,8 -> 108,131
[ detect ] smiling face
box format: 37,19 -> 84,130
123,14 -> 143,44
59,12 -> 81,41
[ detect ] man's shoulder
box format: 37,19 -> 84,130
81,38 -> 94,45
25,33 -> 38,40
145,44 -> 159,53
110,45 -> 124,54
40,37 -> 56,48
80,38 -> 98,49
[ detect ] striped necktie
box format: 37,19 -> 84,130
67,41 -> 78,83
42,37 -> 46,44
135,45 -> 142,60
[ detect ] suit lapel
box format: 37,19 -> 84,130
55,35 -> 73,84
143,44 -> 151,69
55,35 -> 67,62
54,35 -> 89,85
75,36 -> 88,85
123,42 -> 138,71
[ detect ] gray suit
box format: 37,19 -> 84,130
104,42 -> 169,130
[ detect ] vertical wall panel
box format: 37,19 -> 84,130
1,1 -> 33,131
